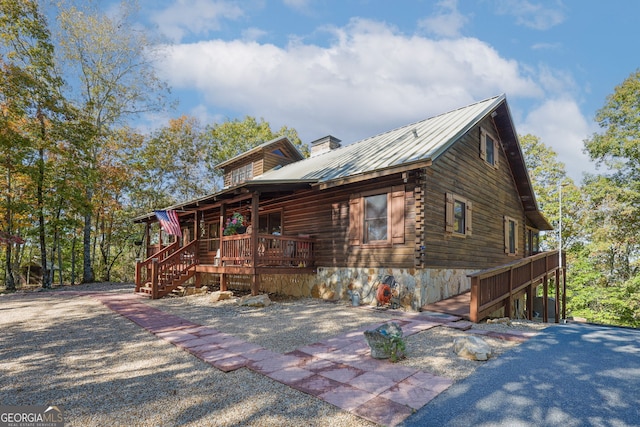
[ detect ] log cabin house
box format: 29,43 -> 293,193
133,94 -> 565,322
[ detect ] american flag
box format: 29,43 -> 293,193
155,210 -> 182,237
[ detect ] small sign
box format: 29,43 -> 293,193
0,405 -> 64,427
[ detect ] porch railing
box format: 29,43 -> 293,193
220,234 -> 314,267
135,240 -> 179,291
468,250 -> 565,322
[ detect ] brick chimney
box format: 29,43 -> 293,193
310,135 -> 341,157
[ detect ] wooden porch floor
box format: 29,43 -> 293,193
420,291 -> 471,320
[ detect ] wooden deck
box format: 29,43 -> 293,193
420,292 -> 471,320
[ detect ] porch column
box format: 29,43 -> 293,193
251,192 -> 259,267
543,274 -> 549,323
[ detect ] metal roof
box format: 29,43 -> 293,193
253,94 -> 505,183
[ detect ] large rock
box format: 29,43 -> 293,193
210,291 -> 234,302
364,322 -> 405,361
453,335 -> 492,361
238,294 -> 271,307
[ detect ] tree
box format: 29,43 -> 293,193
519,134 -> 580,251
576,69 -> 640,326
55,0 -> 170,282
0,0 -> 69,289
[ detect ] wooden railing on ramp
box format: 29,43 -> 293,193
468,250 -> 565,323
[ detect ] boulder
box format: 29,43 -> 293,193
210,291 -> 234,302
238,294 -> 271,307
364,322 -> 405,360
453,335 -> 492,361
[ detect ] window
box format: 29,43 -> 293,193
446,193 -> 472,236
364,194 -> 388,243
480,128 -> 500,168
504,216 -> 519,255
525,227 -> 540,256
349,187 -> 405,246
231,163 -> 253,185
259,210 -> 282,234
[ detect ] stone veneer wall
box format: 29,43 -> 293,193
199,267 -> 474,312
311,267 -> 475,311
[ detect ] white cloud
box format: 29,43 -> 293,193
418,0 -> 469,38
519,97 -> 598,182
157,18 -> 542,143
150,0 -> 244,42
493,0 -> 565,30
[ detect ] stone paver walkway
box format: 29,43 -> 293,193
90,293 -> 535,426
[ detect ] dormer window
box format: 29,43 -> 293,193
231,163 -> 253,186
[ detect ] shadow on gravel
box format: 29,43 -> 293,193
0,292 -> 372,426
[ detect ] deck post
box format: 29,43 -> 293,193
135,262 -> 141,292
542,274 -> 548,323
505,267 -> 513,318
469,276 -> 479,322
151,258 -> 159,300
562,258 -> 567,320
526,283 -> 533,320
555,268 -> 560,323
220,273 -> 227,292
251,274 -> 259,296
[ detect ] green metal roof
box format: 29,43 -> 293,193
253,94 -> 505,183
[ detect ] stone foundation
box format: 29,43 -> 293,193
198,267 -> 474,311
311,267 -> 474,310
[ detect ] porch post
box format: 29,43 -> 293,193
251,192 -> 259,267
151,258 -> 159,299
220,273 -> 227,292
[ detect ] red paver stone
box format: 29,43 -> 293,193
267,366 -> 315,384
404,371 -> 453,393
319,384 -> 377,412
371,363 -> 418,383
243,348 -> 280,362
380,380 -> 441,410
317,364 -> 364,383
300,357 -> 338,373
348,370 -> 398,395
211,355 -> 247,372
445,320 -> 474,330
200,347 -> 241,362
291,374 -> 343,397
353,396 -> 414,427
247,354 -> 301,374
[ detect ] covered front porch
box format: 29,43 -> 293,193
134,187 -> 317,299
135,232 -> 315,298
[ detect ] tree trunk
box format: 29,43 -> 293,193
4,165 -> 15,291
82,210 -> 94,283
71,234 -> 77,285
36,111 -> 50,289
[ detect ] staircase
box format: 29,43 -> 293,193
136,240 -> 199,299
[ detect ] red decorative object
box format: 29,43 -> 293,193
376,283 -> 392,306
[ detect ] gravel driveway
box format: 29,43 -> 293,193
0,283 -> 545,426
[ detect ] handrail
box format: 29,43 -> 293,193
149,240 -> 199,298
135,240 -> 180,291
468,250 -> 565,322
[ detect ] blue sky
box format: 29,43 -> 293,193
129,0 -> 639,182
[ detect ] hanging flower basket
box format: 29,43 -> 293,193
223,213 -> 246,235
